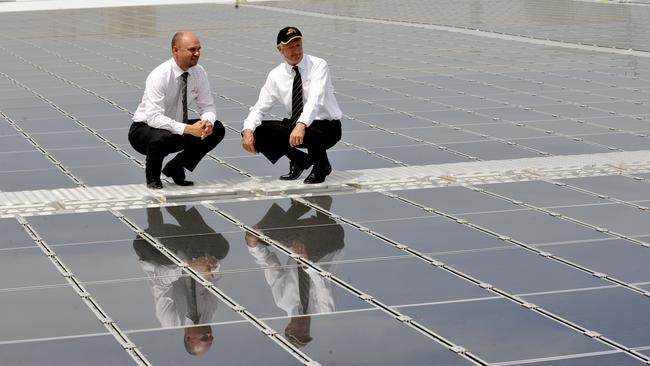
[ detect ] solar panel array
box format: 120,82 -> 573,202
1,1 -> 650,365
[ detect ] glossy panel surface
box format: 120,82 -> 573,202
520,353 -> 648,366
0,217 -> 37,249
479,180 -> 603,207
0,168 -> 77,191
1,286 -> 106,342
305,193 -> 435,222
458,210 -> 611,245
555,204 -> 650,237
216,267 -> 373,319
436,247 -> 607,294
511,137 -> 611,155
26,211 -> 134,245
362,216 -> 513,253
540,239 -> 650,283
334,256 -> 491,305
128,322 -> 302,366
373,144 -> 471,165
559,175 -> 650,202
0,335 -> 135,366
400,299 -> 609,364
265,310 -> 476,366
85,278 -> 241,331
0,247 -> 66,289
523,287 -> 650,347
396,186 -> 524,214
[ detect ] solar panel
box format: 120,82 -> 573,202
2,1 -> 650,365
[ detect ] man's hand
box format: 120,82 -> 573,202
289,122 -> 306,147
183,121 -> 205,138
242,129 -> 256,154
199,120 -> 213,140
245,231 -> 259,248
189,256 -> 219,279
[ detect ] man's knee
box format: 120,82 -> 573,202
203,121 -> 225,150
306,122 -> 342,150
330,124 -> 342,145
211,121 -> 226,142
147,131 -> 179,155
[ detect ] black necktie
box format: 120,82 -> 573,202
180,72 -> 189,124
290,66 -> 303,125
297,266 -> 310,314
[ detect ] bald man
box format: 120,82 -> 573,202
129,31 -> 225,189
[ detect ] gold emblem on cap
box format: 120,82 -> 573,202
287,28 -> 296,35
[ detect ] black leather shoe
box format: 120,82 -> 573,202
280,157 -> 312,180
146,179 -> 163,189
162,165 -> 194,186
304,164 -> 332,184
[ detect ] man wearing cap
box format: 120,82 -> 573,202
242,27 -> 342,184
129,31 -> 225,189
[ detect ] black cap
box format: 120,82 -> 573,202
277,26 -> 303,46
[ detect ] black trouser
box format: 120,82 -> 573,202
128,119 -> 225,181
253,119 -> 341,169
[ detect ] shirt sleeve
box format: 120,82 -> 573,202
143,72 -> 186,135
195,67 -> 217,124
243,73 -> 277,131
298,59 -> 330,126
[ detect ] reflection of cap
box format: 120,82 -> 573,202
285,316 -> 312,348
285,332 -> 312,348
277,26 -> 303,46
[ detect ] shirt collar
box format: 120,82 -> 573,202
171,58 -> 190,79
284,55 -> 307,74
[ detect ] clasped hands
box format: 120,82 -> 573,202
189,256 -> 219,279
184,119 -> 213,139
241,122 -> 306,154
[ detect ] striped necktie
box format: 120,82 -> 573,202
290,66 -> 303,125
180,72 -> 189,123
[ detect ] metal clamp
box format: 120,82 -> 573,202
450,346 -> 467,354
397,315 -> 412,323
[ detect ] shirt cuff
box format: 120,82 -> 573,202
200,112 -> 217,124
171,121 -> 186,135
243,119 -> 260,132
247,245 -> 270,259
298,112 -> 314,127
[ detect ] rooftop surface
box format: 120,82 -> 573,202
2,1 -> 650,365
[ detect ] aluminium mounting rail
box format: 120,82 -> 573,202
2,150 -> 650,217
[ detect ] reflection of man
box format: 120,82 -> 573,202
244,197 -> 344,348
134,205 -> 229,355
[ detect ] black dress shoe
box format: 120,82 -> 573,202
162,165 -> 194,186
280,157 -> 313,180
304,164 -> 332,184
146,179 -> 163,189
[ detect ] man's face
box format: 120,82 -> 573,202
173,33 -> 201,70
278,38 -> 303,66
184,325 -> 213,356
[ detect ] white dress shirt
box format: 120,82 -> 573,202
243,54 -> 342,131
139,255 -> 221,327
247,245 -> 340,316
133,58 -> 217,135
